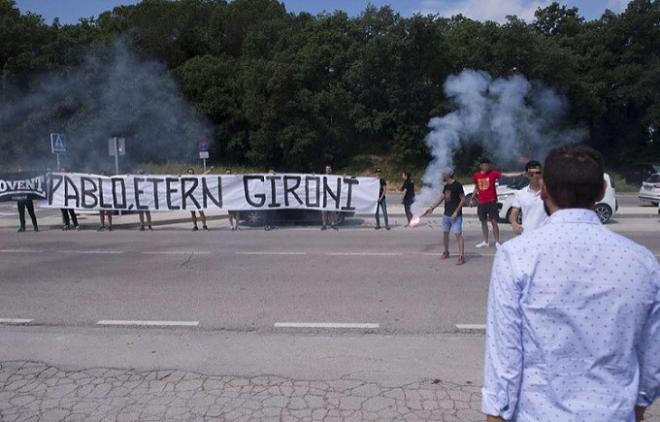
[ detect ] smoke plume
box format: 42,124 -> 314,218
0,39 -> 211,172
413,69 -> 585,214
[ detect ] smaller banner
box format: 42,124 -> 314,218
0,172 -> 47,201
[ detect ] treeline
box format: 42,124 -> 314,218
0,0 -> 658,172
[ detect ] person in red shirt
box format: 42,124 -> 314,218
471,158 -> 522,248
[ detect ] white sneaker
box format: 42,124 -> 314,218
475,241 -> 489,248
495,242 -> 502,249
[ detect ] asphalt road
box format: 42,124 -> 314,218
1,216 -> 659,421
1,221 -> 658,333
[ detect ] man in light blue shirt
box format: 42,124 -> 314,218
482,145 -> 659,422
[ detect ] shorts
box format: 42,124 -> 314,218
478,202 -> 499,222
442,215 -> 463,234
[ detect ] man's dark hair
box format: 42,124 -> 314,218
543,145 -> 605,209
525,160 -> 542,171
479,157 -> 491,164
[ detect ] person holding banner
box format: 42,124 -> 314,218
226,170 -> 240,231
58,168 -> 79,230
17,198 -> 39,232
135,170 -> 153,231
96,171 -> 113,232
374,169 -> 390,230
187,168 -> 208,231
321,165 -> 338,231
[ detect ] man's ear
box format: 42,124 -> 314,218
541,182 -> 549,201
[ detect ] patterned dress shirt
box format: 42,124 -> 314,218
482,209 -> 660,421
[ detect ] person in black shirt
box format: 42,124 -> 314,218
374,169 -> 390,230
17,197 -> 38,232
400,171 -> 415,226
423,169 -> 466,265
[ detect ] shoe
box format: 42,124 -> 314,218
456,256 -> 465,266
385,227 -> 391,231
97,226 -> 105,232
321,226 -> 327,231
202,225 -> 208,230
475,241 -> 489,248
148,225 -> 153,231
264,225 -> 271,231
495,242 -> 502,249
403,224 -> 409,228
33,226 -> 38,232
192,226 -> 198,231
374,226 -> 381,230
231,227 -> 235,231
440,251 -> 450,259
17,227 -> 25,233
62,225 -> 70,231
140,225 -> 145,231
332,225 -> 339,231
75,225 -> 81,231
107,226 -> 112,232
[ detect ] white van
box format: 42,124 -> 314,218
499,173 -> 618,224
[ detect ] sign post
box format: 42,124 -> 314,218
109,137 -> 126,175
198,141 -> 209,172
50,133 -> 66,169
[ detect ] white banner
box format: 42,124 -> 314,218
45,173 -> 379,213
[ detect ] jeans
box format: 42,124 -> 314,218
375,199 -> 389,228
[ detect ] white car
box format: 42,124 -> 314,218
499,173 -> 618,224
639,173 -> 660,206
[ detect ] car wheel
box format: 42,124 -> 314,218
504,208 -> 523,225
242,211 -> 266,227
594,203 -> 612,224
465,193 -> 474,206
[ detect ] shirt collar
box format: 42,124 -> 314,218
549,208 -> 601,225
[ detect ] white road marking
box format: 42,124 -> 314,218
0,249 -> 44,254
0,318 -> 33,325
456,324 -> 487,331
58,250 -> 124,255
274,322 -> 380,329
236,251 -> 307,255
97,320 -> 199,327
326,252 -> 402,256
142,251 -> 212,255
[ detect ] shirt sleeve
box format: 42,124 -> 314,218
493,171 -> 503,180
637,262 -> 660,407
511,191 -> 521,209
482,247 -> 524,420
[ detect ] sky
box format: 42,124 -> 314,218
15,0 -> 632,25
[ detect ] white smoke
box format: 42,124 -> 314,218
0,38 -> 212,172
412,69 -> 585,215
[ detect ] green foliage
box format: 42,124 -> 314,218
1,0 -> 659,172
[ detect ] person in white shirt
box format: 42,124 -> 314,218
483,145 -> 659,422
509,160 -> 547,234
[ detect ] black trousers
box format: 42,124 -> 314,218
403,202 -> 413,223
61,209 -> 78,227
18,200 -> 38,229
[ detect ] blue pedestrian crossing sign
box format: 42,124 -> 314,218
50,133 -> 66,153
